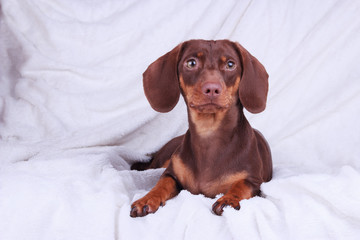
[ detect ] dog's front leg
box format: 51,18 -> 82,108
212,179 -> 257,216
130,175 -> 180,217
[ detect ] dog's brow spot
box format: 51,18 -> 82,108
197,52 -> 204,57
221,56 -> 227,62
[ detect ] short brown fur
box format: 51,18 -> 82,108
131,39 -> 272,217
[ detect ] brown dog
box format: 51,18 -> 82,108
130,39 -> 272,217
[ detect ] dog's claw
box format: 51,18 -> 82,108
212,196 -> 241,216
142,205 -> 149,215
130,205 -> 151,218
130,196 -> 163,218
130,206 -> 138,217
212,202 -> 219,210
212,202 -> 223,215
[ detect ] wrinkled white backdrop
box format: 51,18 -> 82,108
1,0 -> 360,239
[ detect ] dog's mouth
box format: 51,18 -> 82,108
189,102 -> 229,112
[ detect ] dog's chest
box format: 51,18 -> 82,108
171,154 -> 247,198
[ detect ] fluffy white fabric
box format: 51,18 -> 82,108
1,0 -> 359,239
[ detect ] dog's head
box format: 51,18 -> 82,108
143,39 -> 268,114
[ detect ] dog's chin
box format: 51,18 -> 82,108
189,103 -> 228,113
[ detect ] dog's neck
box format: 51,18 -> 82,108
188,104 -> 240,138
185,102 -> 250,168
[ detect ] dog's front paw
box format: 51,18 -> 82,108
130,196 -> 164,218
212,195 -> 240,216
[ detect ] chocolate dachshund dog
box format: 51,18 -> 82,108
130,39 -> 272,217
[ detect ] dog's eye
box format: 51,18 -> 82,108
186,59 -> 197,68
226,61 -> 236,70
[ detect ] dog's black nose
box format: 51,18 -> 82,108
201,82 -> 222,98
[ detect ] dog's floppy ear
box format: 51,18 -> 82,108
143,44 -> 182,113
234,42 -> 269,113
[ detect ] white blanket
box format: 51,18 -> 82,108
1,0 -> 360,239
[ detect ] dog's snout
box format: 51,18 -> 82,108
201,82 -> 222,98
